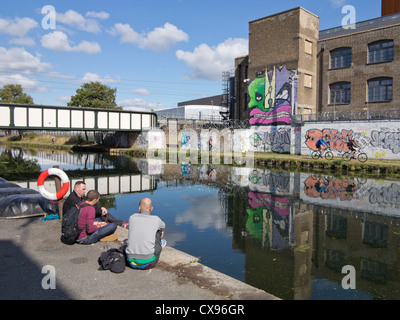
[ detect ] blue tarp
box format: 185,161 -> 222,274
0,177 -> 59,219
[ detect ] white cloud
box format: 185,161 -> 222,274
41,31 -> 101,54
108,22 -> 188,52
9,37 -> 35,47
142,23 -> 189,52
86,11 -> 110,20
108,23 -> 141,43
0,74 -> 47,93
56,10 -> 102,33
176,38 -> 248,81
0,17 -> 38,37
81,72 -> 120,85
0,47 -> 51,74
132,88 -> 151,96
0,47 -> 51,92
329,0 -> 347,8
118,98 -> 162,111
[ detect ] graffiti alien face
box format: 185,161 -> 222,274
248,77 -> 266,111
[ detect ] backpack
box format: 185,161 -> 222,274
98,247 -> 126,273
60,203 -> 90,245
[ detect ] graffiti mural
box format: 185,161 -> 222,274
250,126 -> 291,153
371,130 -> 400,154
248,66 -> 297,126
246,192 -> 294,249
301,122 -> 400,160
304,128 -> 370,153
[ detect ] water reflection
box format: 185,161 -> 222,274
2,146 -> 400,300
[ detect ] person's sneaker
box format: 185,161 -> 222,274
161,239 -> 167,247
100,234 -> 118,242
122,222 -> 129,229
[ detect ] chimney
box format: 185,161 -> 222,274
382,0 -> 400,16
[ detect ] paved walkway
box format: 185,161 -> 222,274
0,218 -> 278,300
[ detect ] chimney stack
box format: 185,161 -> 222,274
382,0 -> 400,16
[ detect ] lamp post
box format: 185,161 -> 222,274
289,71 -> 299,119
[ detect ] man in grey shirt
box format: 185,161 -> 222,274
125,198 -> 166,269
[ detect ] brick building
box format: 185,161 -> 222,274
318,12 -> 400,114
233,1 -> 400,123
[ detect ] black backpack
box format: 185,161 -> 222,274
98,247 -> 126,273
60,203 -> 90,245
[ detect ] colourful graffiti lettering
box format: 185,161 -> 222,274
371,130 -> 400,154
248,66 -> 297,126
305,128 -> 357,153
303,176 -> 357,201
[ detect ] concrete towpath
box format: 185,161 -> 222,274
0,218 -> 279,300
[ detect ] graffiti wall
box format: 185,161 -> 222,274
248,66 -> 298,126
302,121 -> 400,160
300,173 -> 400,217
250,126 -> 291,153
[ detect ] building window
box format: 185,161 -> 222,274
368,78 -> 393,102
368,40 -> 394,64
305,40 -> 313,55
304,74 -> 312,88
330,47 -> 352,69
330,82 -> 351,104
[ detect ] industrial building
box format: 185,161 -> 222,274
156,94 -> 228,121
232,0 -> 400,124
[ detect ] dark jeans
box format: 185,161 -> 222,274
78,223 -> 117,244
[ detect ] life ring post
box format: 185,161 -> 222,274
53,166 -> 65,216
37,168 -> 70,203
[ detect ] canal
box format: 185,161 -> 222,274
1,146 -> 400,300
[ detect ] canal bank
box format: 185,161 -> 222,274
2,135 -> 400,178
121,148 -> 400,178
0,218 -> 279,300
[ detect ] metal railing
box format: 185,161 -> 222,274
292,109 -> 400,124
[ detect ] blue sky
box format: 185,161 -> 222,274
0,0 -> 381,111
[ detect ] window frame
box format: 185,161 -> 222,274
329,82 -> 351,105
368,40 -> 394,64
330,47 -> 352,69
367,77 -> 393,102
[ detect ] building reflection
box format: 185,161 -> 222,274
228,169 -> 400,300
4,145 -> 400,300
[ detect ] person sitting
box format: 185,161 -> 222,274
125,198 -> 166,270
315,137 -> 329,155
63,181 -> 124,227
76,190 -> 117,244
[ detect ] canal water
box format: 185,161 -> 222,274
2,146 -> 400,300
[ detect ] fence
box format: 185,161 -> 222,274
293,109 -> 400,124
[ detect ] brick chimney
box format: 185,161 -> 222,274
382,0 -> 400,16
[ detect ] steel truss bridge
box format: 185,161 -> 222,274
0,103 -> 157,132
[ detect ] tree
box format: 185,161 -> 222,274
68,81 -> 121,110
0,84 -> 34,104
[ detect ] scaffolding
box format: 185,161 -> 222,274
221,70 -> 234,120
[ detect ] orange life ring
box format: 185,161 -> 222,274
37,168 -> 70,201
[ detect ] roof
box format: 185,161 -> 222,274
177,94 -> 224,107
320,12 -> 400,40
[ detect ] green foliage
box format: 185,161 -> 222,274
29,132 -> 37,140
0,151 -> 40,177
68,81 -> 121,110
0,84 -> 34,104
